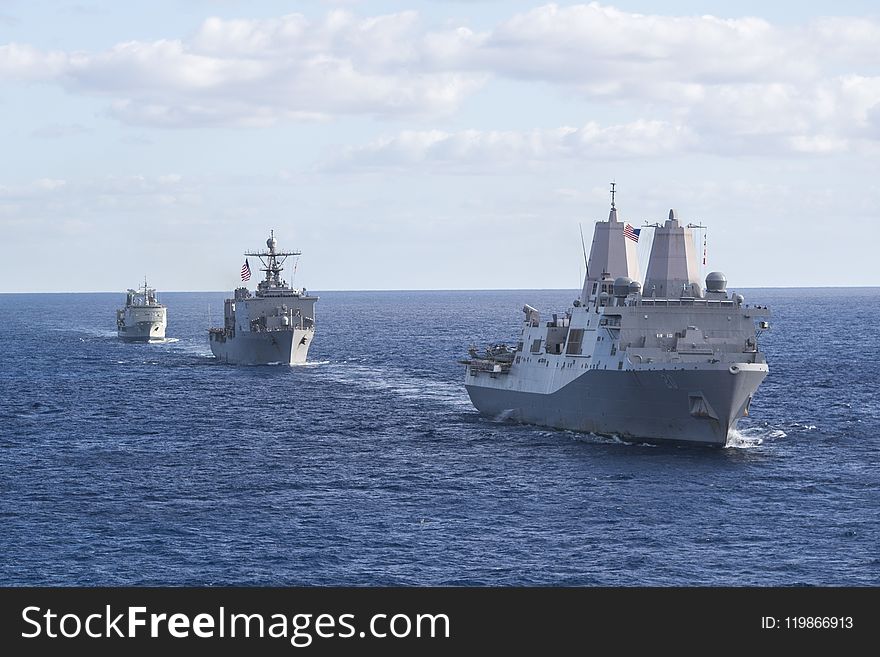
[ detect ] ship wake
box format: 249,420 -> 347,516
56,327 -> 119,340
324,363 -> 471,408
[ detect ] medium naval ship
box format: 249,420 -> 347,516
463,185 -> 771,447
116,279 -> 167,341
209,231 -> 318,365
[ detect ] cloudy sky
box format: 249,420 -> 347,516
2,0 -> 879,292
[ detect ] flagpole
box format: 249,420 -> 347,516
579,223 -> 589,280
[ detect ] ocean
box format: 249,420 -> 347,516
0,288 -> 877,586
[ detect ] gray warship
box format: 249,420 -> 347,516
117,279 -> 167,341
209,231 -> 318,365
463,185 -> 771,447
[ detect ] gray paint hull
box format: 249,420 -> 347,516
118,327 -> 164,341
117,320 -> 166,341
465,366 -> 766,446
209,328 -> 313,365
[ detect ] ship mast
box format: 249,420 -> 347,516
244,230 -> 301,290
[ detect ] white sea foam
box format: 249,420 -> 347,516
323,363 -> 471,408
789,422 -> 818,431
606,434 -> 656,447
156,339 -> 214,358
726,426 -> 788,449
725,431 -> 763,449
60,327 -> 118,339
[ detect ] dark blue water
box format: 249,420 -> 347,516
1,289 -> 878,585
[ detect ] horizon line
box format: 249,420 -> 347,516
2,285 -> 879,295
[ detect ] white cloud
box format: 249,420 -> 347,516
191,10 -> 422,70
0,11 -> 485,126
0,3 -> 878,155
0,174 -> 200,215
418,3 -> 880,155
326,120 -> 697,170
0,43 -> 68,80
423,7 -> 787,92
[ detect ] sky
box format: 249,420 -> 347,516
2,0 -> 879,293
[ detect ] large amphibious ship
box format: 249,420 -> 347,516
116,279 -> 167,341
463,185 -> 771,447
209,231 -> 318,365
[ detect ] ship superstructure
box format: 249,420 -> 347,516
463,185 -> 770,446
209,231 -> 318,365
117,279 -> 167,341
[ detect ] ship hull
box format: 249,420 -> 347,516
117,323 -> 166,341
465,364 -> 767,447
117,306 -> 166,341
209,328 -> 314,365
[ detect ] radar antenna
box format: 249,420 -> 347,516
244,231 -> 302,291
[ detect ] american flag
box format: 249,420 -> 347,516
624,223 -> 641,242
241,259 -> 251,281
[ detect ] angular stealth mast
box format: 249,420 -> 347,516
580,182 -> 641,304
643,209 -> 702,298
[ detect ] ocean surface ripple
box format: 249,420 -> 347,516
0,288 -> 877,585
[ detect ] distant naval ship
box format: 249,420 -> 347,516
463,185 -> 771,447
117,279 -> 166,341
209,231 -> 318,365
